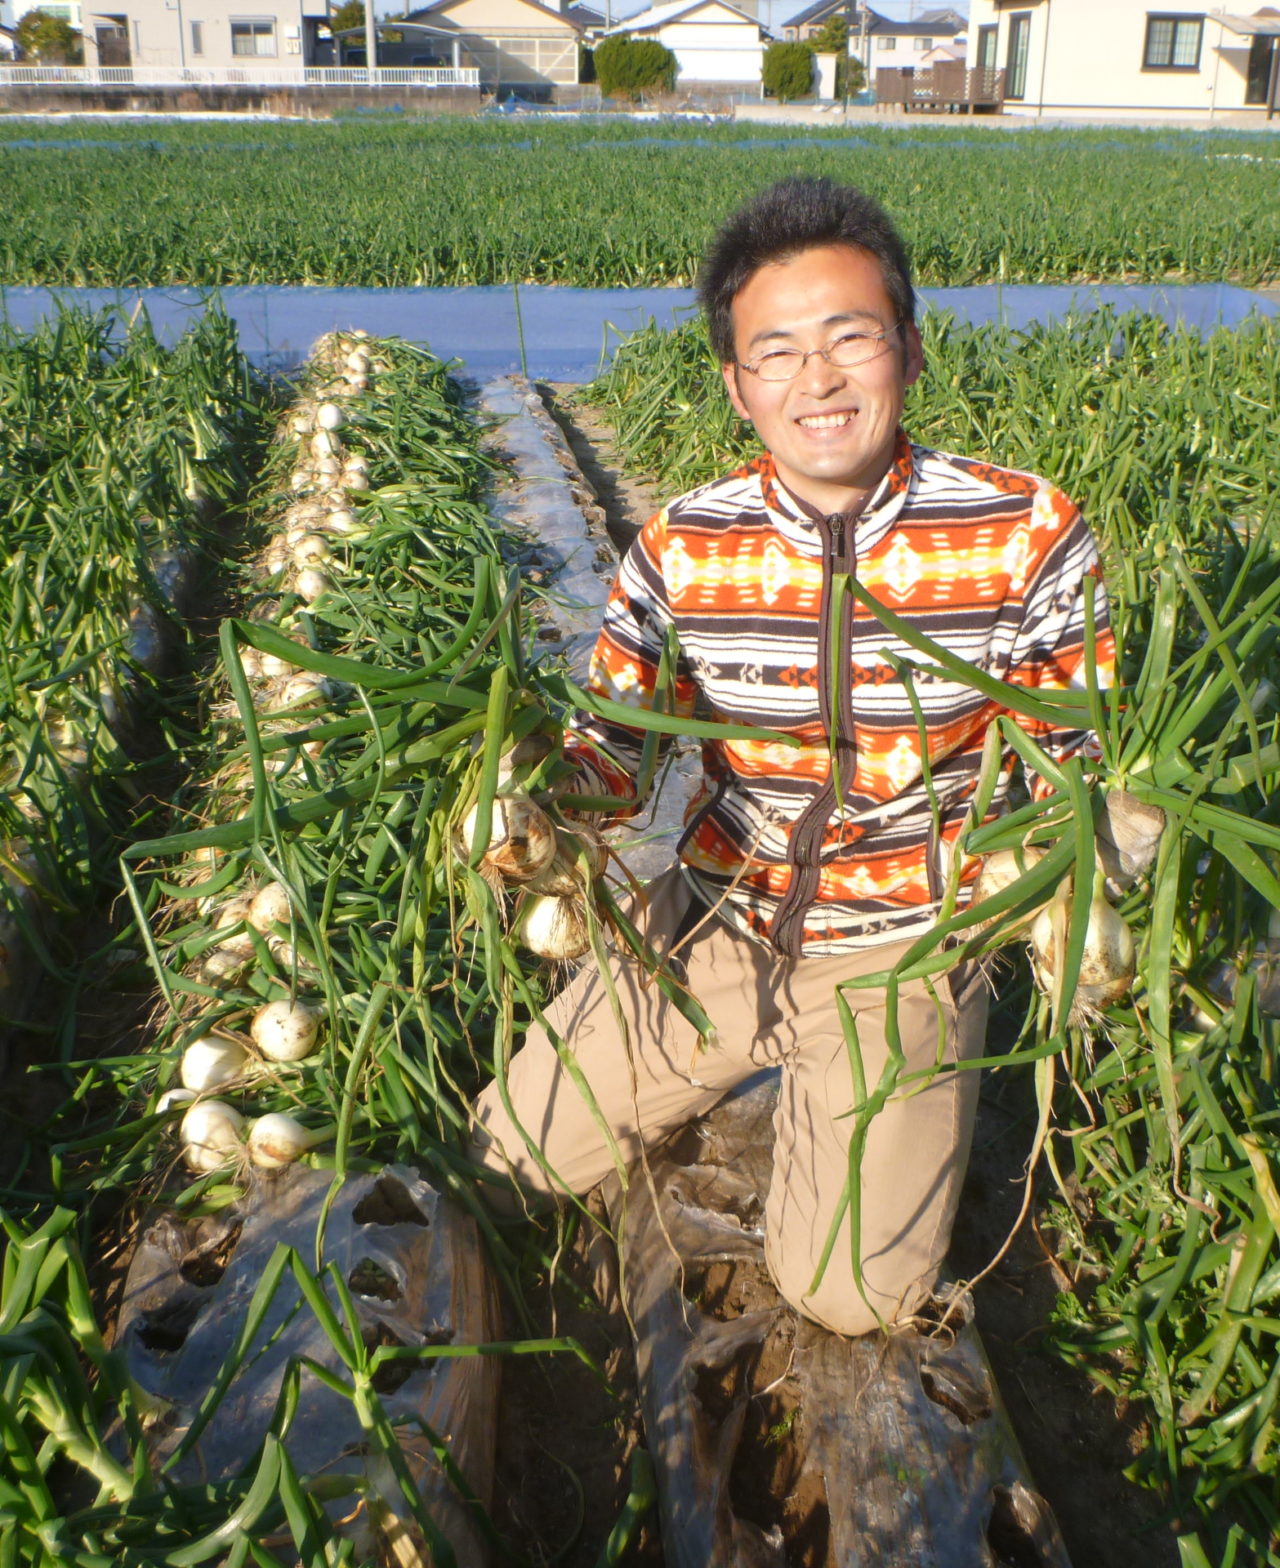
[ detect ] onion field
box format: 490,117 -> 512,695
4,110 -> 1280,1568
0,119 -> 1277,287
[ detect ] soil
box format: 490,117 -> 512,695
537,386 -> 667,557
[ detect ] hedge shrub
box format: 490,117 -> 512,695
762,40 -> 814,102
594,34 -> 677,98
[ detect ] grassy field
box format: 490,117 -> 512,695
0,119 -> 1277,287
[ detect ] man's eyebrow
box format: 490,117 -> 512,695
744,311 -> 886,353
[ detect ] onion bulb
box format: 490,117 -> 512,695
527,824 -> 609,897
251,998 -> 321,1062
246,1112 -> 329,1169
969,846 -> 1047,934
316,402 -> 345,432
272,672 -> 332,709
157,1087 -> 196,1115
341,466 -> 370,491
259,649 -> 297,681
249,881 -> 291,933
180,1100 -> 245,1173
460,792 -> 558,884
181,1035 -> 249,1092
294,567 -> 330,604
521,893 -> 591,961
292,534 -> 332,568
1030,896 -> 1135,1023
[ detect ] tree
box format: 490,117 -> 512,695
16,9 -> 81,62
594,34 -> 675,99
807,12 -> 865,98
761,39 -> 814,102
809,12 -> 847,54
329,0 -> 365,33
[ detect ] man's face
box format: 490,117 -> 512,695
720,243 -> 923,518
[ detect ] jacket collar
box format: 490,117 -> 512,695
750,432 -> 916,556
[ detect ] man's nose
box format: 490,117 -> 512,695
795,345 -> 844,393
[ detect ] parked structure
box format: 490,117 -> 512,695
390,0 -> 584,89
964,0 -> 1279,118
601,0 -> 766,87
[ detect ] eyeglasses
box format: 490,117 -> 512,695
738,322 -> 904,382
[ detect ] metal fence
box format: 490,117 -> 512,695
0,64 -> 480,87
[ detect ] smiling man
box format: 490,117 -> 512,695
472,177 -> 1113,1337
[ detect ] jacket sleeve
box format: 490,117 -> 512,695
1006,485 -> 1115,798
559,506 -> 699,815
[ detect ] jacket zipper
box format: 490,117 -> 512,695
771,511 -> 859,959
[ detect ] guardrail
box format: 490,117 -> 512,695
0,64 -> 481,87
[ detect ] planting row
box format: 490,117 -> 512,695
584,307 -> 1280,1561
0,119 -> 1277,287
0,306 -> 264,1054
2,324 -> 650,1568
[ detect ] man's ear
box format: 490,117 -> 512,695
721,361 -> 752,422
903,322 -> 924,388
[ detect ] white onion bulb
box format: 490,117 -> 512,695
294,568 -> 330,604
292,534 -> 332,567
316,402 -> 345,431
1031,896 -> 1136,1022
181,1035 -> 249,1092
247,1112 -> 328,1169
522,894 -> 591,961
251,999 -> 321,1062
249,882 -> 292,933
181,1100 -> 245,1173
460,792 -> 558,884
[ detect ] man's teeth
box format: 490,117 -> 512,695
797,412 -> 851,429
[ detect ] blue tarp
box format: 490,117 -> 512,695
0,282 -> 1274,381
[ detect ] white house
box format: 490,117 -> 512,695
782,4 -> 966,68
603,0 -> 766,86
80,0 -> 326,68
396,0 -> 583,86
965,0 -> 1279,117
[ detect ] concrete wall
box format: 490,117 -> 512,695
966,0 -> 1267,116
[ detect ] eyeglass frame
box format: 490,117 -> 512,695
736,319 -> 908,383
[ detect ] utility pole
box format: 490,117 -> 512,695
364,0 -> 377,76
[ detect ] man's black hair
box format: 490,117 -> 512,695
697,176 -> 915,364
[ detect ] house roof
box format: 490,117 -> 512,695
1215,7 -> 1280,33
568,0 -> 605,21
605,0 -> 762,32
402,0 -> 584,31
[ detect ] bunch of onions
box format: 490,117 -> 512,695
1030,893 -> 1136,1025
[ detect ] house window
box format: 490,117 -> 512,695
975,24 -> 997,70
190,19 -> 203,53
876,35 -> 894,49
231,18 -> 276,55
1005,11 -> 1030,98
913,35 -> 932,50
1142,14 -> 1202,70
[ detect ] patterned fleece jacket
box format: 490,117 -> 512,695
564,431 -> 1114,957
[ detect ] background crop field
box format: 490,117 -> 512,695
0,119 -> 1276,288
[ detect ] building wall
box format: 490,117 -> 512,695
82,0 -> 327,69
966,0 -> 1264,115
653,15 -> 761,80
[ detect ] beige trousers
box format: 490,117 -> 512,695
470,866 -> 988,1336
